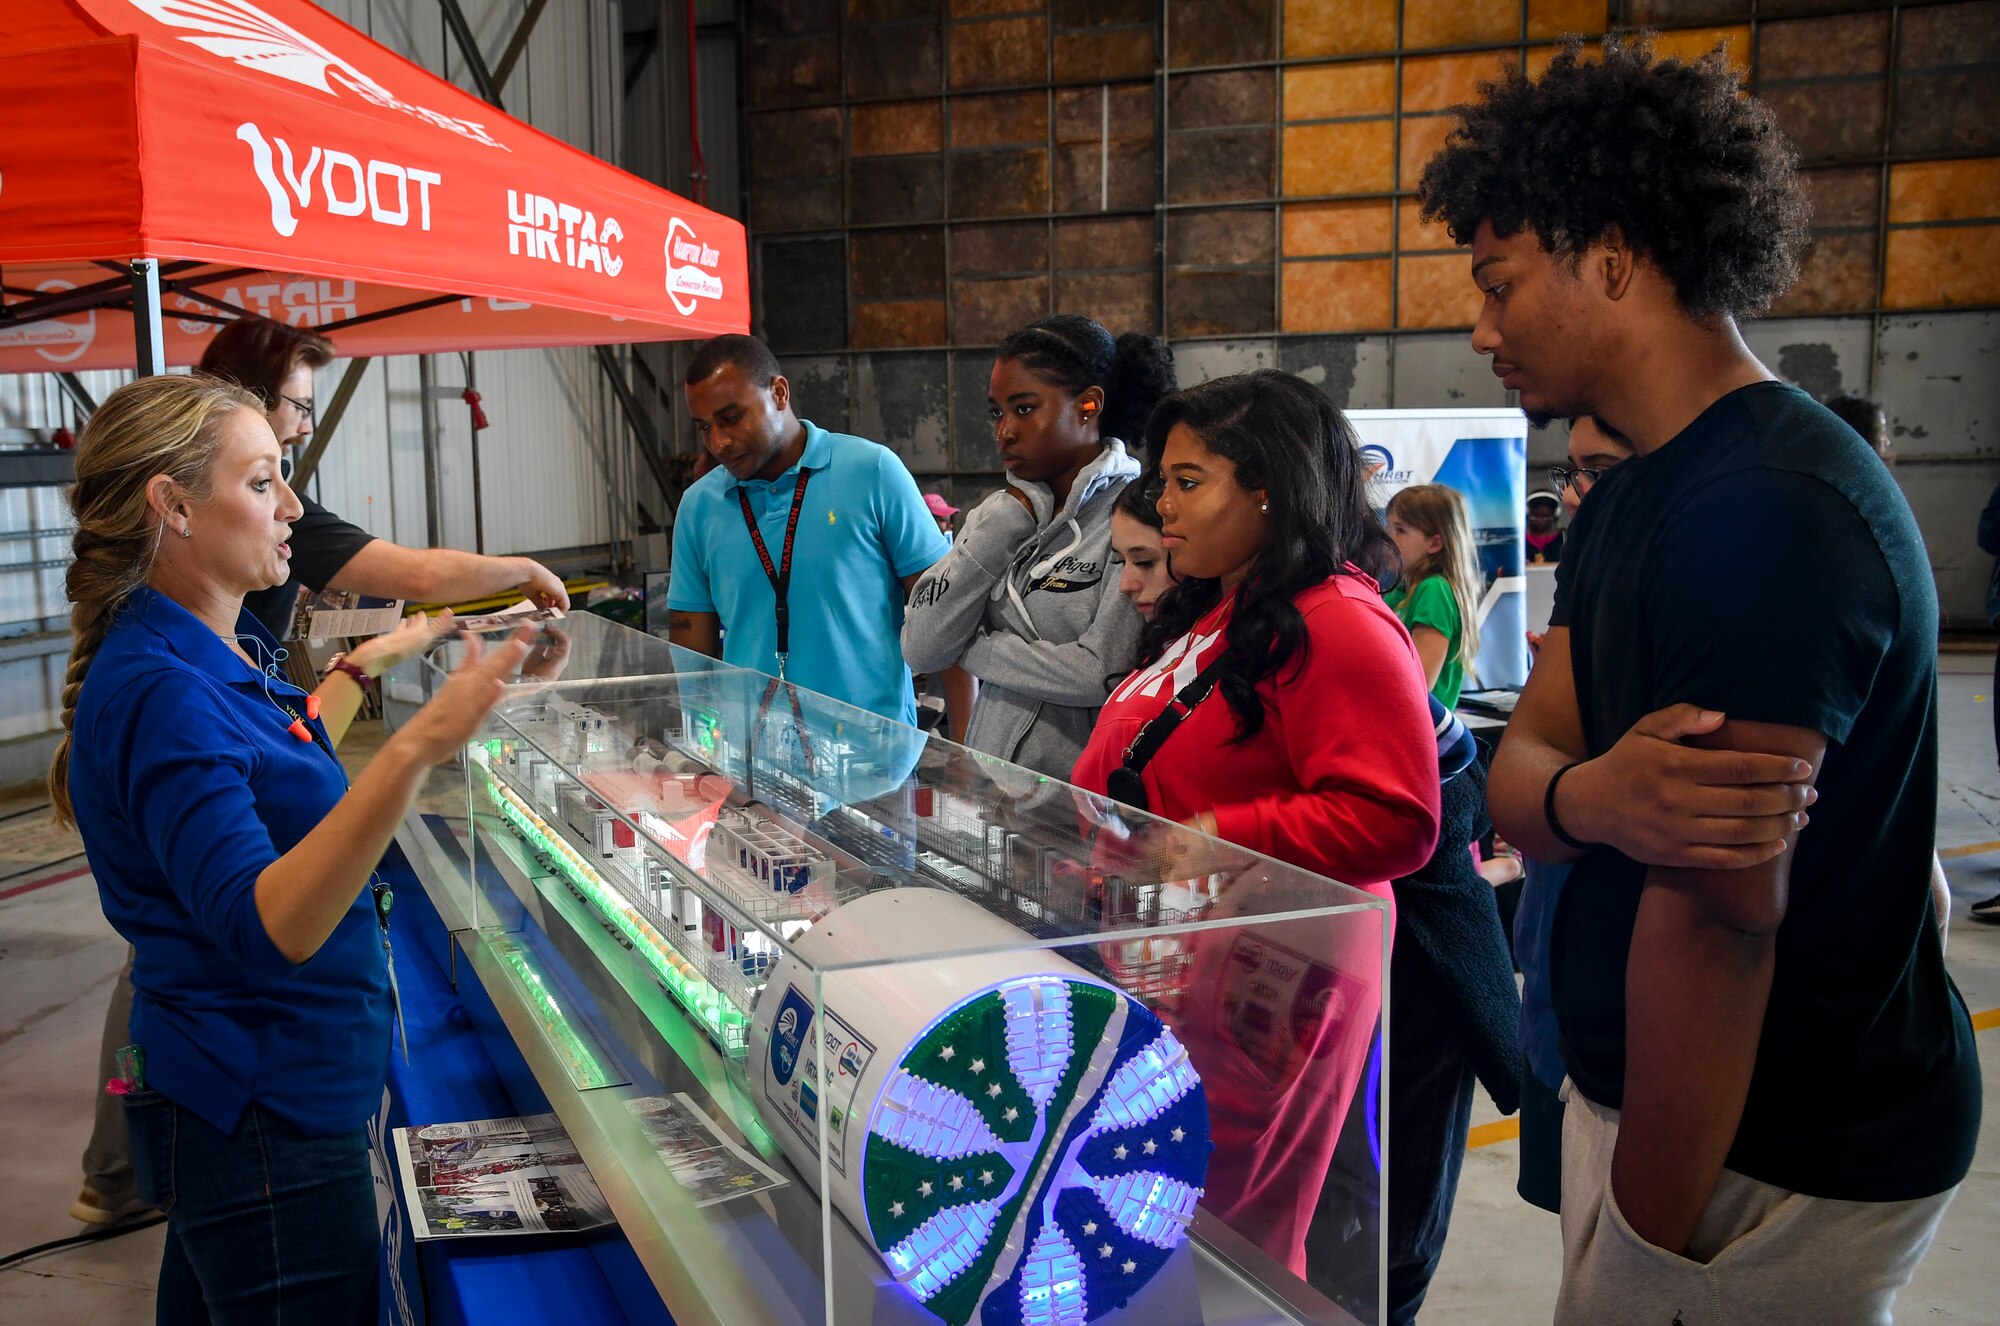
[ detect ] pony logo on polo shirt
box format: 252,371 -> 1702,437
665,217 -> 725,315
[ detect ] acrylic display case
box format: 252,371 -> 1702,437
383,613 -> 1390,1326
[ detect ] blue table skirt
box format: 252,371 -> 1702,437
376,841 -> 674,1326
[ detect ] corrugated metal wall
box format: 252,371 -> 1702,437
307,0 -> 625,559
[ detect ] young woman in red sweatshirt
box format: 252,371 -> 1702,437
1073,369 -> 1441,1278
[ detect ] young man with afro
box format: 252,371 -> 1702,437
1423,36 -> 1978,1323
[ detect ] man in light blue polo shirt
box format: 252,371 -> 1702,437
668,335 -> 949,724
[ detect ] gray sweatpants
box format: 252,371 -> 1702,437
1555,1085 -> 1955,1326
81,947 -> 137,1199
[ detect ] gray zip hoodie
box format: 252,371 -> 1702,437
902,440 -> 1145,780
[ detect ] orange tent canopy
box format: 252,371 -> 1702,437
0,0 -> 748,373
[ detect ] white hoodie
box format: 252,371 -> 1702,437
901,440 -> 1145,778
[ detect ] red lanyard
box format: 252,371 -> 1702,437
737,468 -> 813,680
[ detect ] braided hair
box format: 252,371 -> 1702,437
995,314 -> 1177,445
48,375 -> 262,829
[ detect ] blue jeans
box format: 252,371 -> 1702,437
123,1091 -> 377,1326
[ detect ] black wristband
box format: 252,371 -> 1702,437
1544,761 -> 1591,852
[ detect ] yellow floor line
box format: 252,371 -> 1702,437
1938,839 -> 2000,860
1460,1012 -> 2000,1150
1467,1118 -> 1522,1150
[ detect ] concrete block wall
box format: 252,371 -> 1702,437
740,0 -> 2000,626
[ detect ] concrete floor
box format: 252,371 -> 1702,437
1,661 -> 1995,1323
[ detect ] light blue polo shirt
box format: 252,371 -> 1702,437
668,420 -> 948,724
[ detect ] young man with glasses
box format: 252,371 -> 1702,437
1423,36 -> 1977,1321
195,315 -> 569,638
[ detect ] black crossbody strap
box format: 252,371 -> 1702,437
1119,656 -> 1228,777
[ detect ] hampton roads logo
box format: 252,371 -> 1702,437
665,217 -> 724,315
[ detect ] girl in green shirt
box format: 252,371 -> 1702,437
1384,483 -> 1482,708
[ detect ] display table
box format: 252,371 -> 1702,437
380,614 -> 1388,1326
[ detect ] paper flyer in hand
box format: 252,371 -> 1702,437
455,599 -> 567,633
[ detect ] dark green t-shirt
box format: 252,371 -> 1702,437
1550,382 -> 1979,1202
1385,572 -> 1464,708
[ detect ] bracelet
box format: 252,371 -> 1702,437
1544,761 -> 1591,852
323,653 -> 371,689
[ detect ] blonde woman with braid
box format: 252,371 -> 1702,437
52,375 -> 529,1323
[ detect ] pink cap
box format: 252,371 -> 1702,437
924,493 -> 960,519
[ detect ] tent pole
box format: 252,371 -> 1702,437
130,260 -> 164,377
419,355 -> 445,548
465,353 -> 485,555
290,358 -> 373,491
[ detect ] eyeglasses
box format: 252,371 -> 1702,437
278,392 -> 316,425
1548,464 -> 1607,495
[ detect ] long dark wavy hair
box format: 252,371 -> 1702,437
1139,370 -> 1396,741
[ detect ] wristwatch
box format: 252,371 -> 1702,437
323,652 -> 372,688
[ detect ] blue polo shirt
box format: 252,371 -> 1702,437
68,587 -> 390,1137
668,420 -> 948,724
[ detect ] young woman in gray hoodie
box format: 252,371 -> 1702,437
901,315 -> 1176,778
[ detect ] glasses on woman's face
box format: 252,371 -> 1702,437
1548,464 -> 1605,495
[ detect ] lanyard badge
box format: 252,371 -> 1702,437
270,685 -> 409,1063
371,875 -> 408,1064
738,468 -> 814,682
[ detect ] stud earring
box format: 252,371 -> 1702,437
178,525 -> 192,539
1259,502 -> 1268,514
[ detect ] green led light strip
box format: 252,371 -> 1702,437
494,942 -> 617,1089
480,768 -> 750,1055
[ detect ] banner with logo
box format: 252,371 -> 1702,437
1346,408 -> 1530,691
0,0 -> 747,373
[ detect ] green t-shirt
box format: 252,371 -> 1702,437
1385,572 -> 1463,708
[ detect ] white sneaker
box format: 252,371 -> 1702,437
69,1185 -> 158,1226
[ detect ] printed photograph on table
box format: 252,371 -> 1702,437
393,1114 -> 613,1240
624,1092 -> 790,1208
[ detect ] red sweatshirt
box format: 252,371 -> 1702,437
1072,573 -> 1441,1275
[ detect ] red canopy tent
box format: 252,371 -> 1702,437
0,0 -> 749,374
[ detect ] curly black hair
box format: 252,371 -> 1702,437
1416,33 -> 1810,320
1139,370 -> 1397,743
